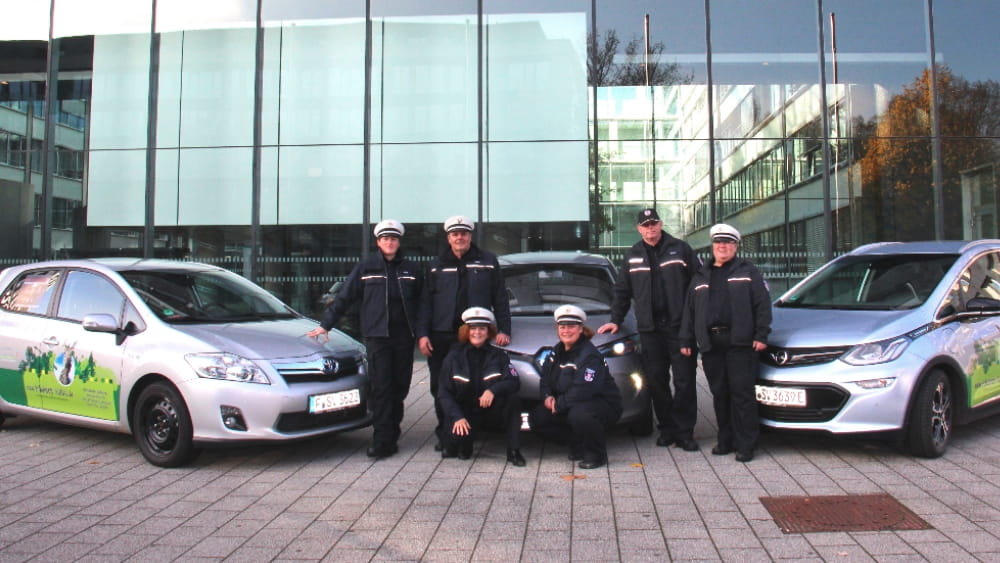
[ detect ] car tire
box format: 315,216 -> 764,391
628,400 -> 655,436
906,369 -> 953,458
132,382 -> 200,467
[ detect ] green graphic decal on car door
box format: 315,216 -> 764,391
970,338 -> 1000,407
0,345 -> 120,420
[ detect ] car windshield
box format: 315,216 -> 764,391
121,269 -> 297,323
502,263 -> 614,315
777,253 -> 958,310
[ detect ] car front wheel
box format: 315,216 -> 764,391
906,369 -> 953,458
132,382 -> 200,467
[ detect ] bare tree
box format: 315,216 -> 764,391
588,29 -> 692,87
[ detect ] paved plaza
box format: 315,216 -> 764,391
1,361 -> 1000,562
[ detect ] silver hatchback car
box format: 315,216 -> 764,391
0,259 -> 371,467
758,240 -> 1000,457
498,251 -> 653,435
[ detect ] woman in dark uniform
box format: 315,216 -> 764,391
437,307 -> 525,466
529,305 -> 623,470
307,219 -> 421,459
680,223 -> 772,462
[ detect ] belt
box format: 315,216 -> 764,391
709,326 -> 729,335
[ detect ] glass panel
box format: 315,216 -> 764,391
370,10 -> 478,144
933,1 -> 1000,83
53,0 -> 152,37
177,147 -> 252,225
0,2 -> 49,40
945,139 -> 1000,240
156,0 -> 257,33
87,149 -> 146,226
274,145 -> 365,224
371,143 -> 478,223
486,141 -> 588,222
89,33 -> 150,151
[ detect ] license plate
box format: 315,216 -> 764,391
309,389 -> 361,414
755,385 -> 807,407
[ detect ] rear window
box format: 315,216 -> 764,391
502,264 -> 614,315
0,270 -> 62,315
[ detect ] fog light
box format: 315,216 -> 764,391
630,372 -> 644,392
221,405 -> 247,431
520,412 -> 531,431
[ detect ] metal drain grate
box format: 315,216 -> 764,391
760,493 -> 932,533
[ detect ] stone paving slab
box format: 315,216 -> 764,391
1,362 -> 999,561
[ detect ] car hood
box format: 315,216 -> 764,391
769,307 -> 919,348
504,312 -> 624,356
171,318 -> 362,360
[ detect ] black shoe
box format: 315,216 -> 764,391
655,433 -> 674,447
457,446 -> 472,460
735,451 -> 754,463
366,444 -> 396,459
506,449 -> 526,467
675,438 -> 699,452
433,441 -> 443,452
577,457 -> 607,470
441,446 -> 457,459
711,444 -> 733,456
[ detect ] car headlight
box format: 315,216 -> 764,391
598,334 -> 640,357
185,353 -> 271,384
853,377 -> 896,389
841,336 -> 910,366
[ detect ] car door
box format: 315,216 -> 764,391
37,269 -> 128,422
943,251 -> 1000,409
0,268 -> 64,412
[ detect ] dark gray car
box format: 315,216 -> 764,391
498,251 -> 653,435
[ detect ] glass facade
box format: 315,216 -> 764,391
2,0 -> 999,316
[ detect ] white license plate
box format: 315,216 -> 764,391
755,385 -> 807,407
309,389 -> 361,414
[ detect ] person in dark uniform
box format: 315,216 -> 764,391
308,219 -> 422,459
680,223 -> 772,462
530,305 -> 623,470
598,208 -> 702,451
417,215 -> 512,451
437,307 -> 525,466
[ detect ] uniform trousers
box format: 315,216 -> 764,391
639,330 -> 698,440
529,399 -> 618,462
427,331 -> 458,444
701,333 -> 759,455
365,336 -> 415,449
447,394 -> 523,453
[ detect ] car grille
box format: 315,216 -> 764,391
275,404 -> 367,432
758,384 -> 849,422
274,356 -> 361,384
759,346 -> 850,367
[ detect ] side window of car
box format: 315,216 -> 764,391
0,270 -> 62,315
56,270 -> 126,323
942,252 -> 1000,316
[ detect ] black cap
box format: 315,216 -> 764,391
637,208 -> 661,225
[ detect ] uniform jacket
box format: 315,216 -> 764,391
680,257 -> 772,352
539,336 -> 623,417
320,252 -> 421,338
438,343 -> 519,422
417,244 -> 512,336
610,234 -> 701,332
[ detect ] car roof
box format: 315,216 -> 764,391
3,258 -> 223,275
499,251 -> 613,267
849,240 -> 1000,256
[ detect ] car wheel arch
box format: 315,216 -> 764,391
902,361 -> 964,457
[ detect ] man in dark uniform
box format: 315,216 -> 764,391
680,223 -> 772,462
308,219 -> 422,459
598,208 -> 702,451
417,215 -> 512,452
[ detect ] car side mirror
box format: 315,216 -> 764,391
82,313 -> 120,333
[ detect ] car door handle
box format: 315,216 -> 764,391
42,336 -> 59,346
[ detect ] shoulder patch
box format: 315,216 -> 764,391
584,368 -> 595,382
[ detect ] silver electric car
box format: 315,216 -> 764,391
758,240 -> 1000,457
498,251 -> 653,435
0,259 -> 370,467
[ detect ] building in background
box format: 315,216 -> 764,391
2,0 -> 999,314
